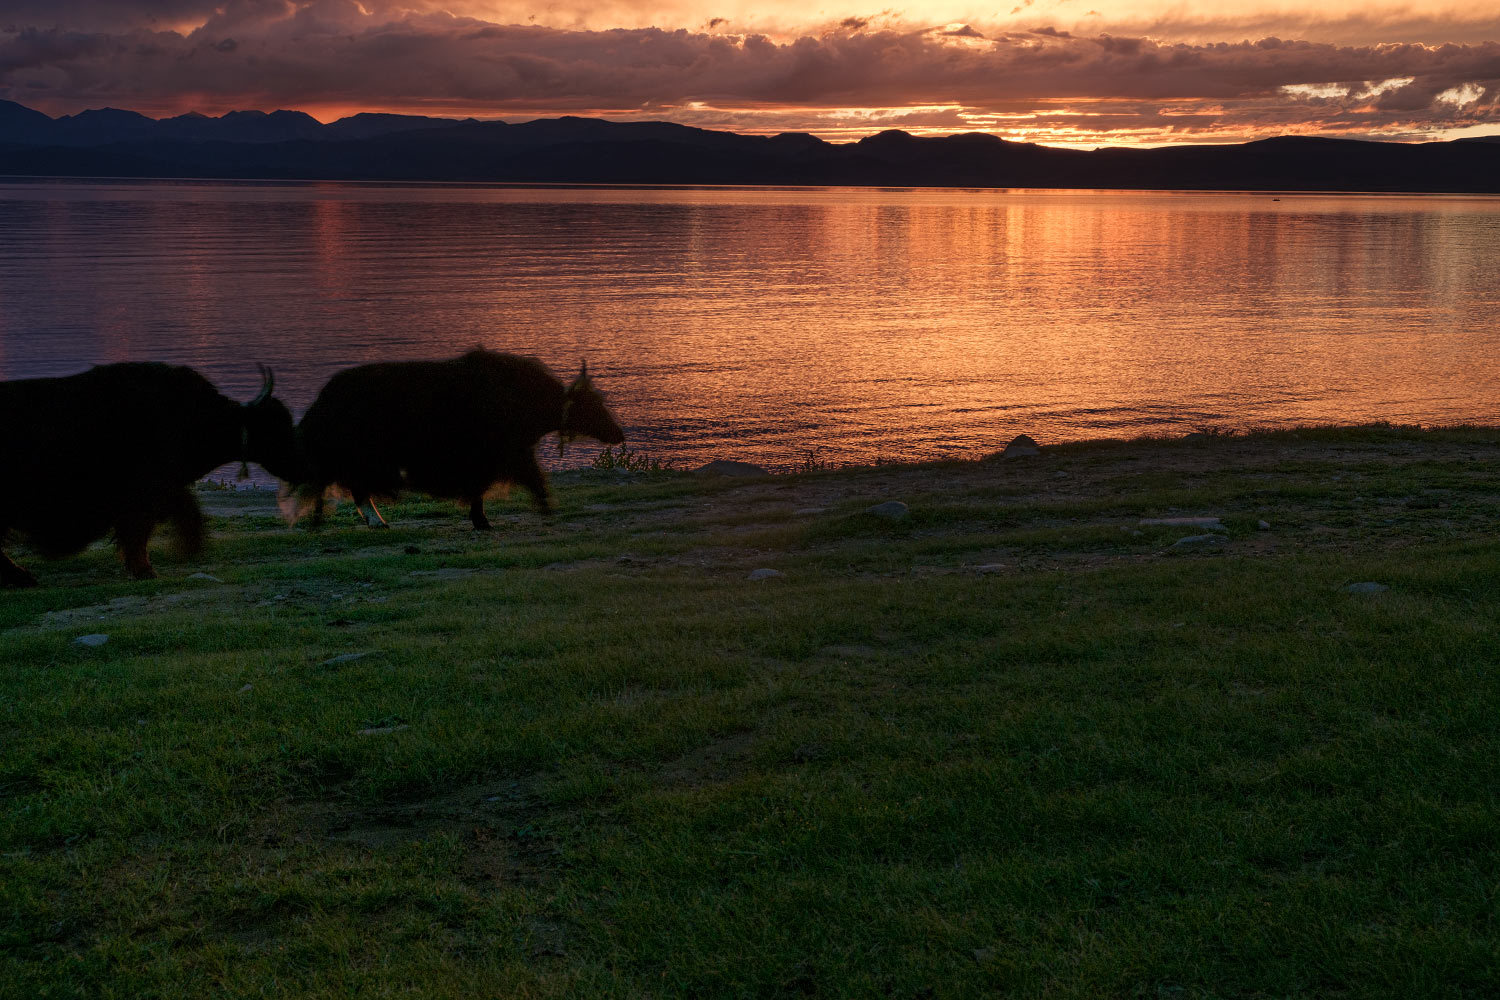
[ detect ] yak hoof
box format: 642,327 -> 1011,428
127,565 -> 158,581
471,519 -> 493,532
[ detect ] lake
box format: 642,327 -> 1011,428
2,180 -> 1498,475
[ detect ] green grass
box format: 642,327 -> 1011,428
2,426 -> 1498,998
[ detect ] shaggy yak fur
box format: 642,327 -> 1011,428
0,363 -> 302,586
290,350 -> 625,530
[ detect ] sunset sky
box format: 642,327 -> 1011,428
2,1 -> 1498,145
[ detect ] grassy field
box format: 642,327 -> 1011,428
2,425 -> 1498,998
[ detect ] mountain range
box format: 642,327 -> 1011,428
3,100 -> 1498,192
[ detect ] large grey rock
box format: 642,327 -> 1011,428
999,434 -> 1041,460
1345,582 -> 1389,594
866,501 -> 910,520
1169,534 -> 1225,550
73,633 -> 109,648
321,651 -> 376,666
693,460 -> 769,478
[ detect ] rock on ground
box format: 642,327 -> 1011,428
867,501 -> 910,519
994,434 -> 1041,461
322,651 -> 377,666
748,568 -> 783,581
1170,534 -> 1225,550
1346,582 -> 1390,594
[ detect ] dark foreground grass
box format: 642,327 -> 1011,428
2,427 -> 1498,998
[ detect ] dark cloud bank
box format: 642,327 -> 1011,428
1,6 -> 1497,142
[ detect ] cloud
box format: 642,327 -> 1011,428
1,6 -> 1497,144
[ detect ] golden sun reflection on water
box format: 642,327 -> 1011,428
1,182 -> 1498,472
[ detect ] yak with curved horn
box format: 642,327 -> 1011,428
1,362 -> 303,586
287,350 -> 624,530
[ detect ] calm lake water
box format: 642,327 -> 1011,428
2,179 -> 1498,474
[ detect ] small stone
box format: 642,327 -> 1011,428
1258,520 -> 1271,531
748,568 -> 783,581
321,651 -> 375,666
357,724 -> 409,736
867,500 -> 910,520
188,572 -> 223,583
238,683 -> 254,694
73,633 -> 109,648
1345,582 -> 1389,594
1170,534 -> 1225,549
693,460 -> 769,478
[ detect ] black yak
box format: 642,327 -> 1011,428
290,350 -> 625,530
0,363 -> 302,586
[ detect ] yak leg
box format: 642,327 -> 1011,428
467,497 -> 492,531
164,488 -> 207,557
0,548 -> 38,589
309,493 -> 326,530
114,513 -> 158,580
513,454 -> 554,516
353,493 -> 389,529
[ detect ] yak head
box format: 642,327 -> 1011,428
559,360 -> 625,453
241,365 -> 307,483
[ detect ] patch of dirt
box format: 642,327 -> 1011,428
35,588 -> 237,631
657,729 -> 761,787
817,644 -> 886,659
195,488 -> 284,519
286,777 -> 564,886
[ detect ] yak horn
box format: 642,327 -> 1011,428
577,359 -> 588,382
251,364 -> 274,406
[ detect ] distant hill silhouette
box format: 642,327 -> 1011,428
2,100 -> 1497,192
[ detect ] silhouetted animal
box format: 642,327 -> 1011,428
291,350 -> 625,530
0,363 -> 303,586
